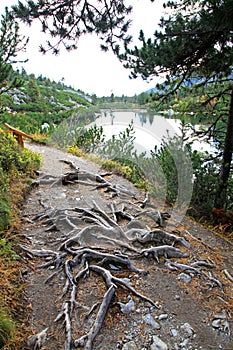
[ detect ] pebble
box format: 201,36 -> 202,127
180,338 -> 189,347
121,278 -> 132,285
180,322 -> 194,337
122,340 -> 138,350
150,335 -> 168,350
118,299 -> 135,314
36,190 -> 44,196
178,273 -> 192,283
212,319 -> 221,328
109,264 -> 121,271
55,192 -> 66,199
143,314 -> 161,329
170,328 -> 178,337
158,313 -> 168,321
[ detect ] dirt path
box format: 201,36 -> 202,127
20,143 -> 233,350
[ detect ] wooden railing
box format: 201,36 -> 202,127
4,123 -> 33,148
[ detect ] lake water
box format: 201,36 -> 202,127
93,109 -> 214,155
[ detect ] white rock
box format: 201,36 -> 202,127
143,314 -> 161,329
118,299 -> 135,314
122,340 -> 138,350
158,313 -> 168,321
170,328 -> 178,337
180,322 -> 194,337
150,335 -> 168,350
212,319 -> 221,328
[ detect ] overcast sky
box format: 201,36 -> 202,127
0,0 -> 165,96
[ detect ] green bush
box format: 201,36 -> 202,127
0,309 -> 15,348
0,128 -> 41,230
75,124 -> 105,153
0,193 -> 11,231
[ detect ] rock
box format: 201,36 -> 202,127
170,328 -> 178,337
158,313 -> 168,321
179,338 -> 189,347
118,299 -> 135,314
212,318 -> 230,333
109,263 -> 121,271
212,318 -> 221,329
180,322 -> 194,337
121,278 -> 132,284
36,190 -> 44,196
143,313 -> 161,329
55,192 -> 66,199
178,273 -> 192,283
150,335 -> 168,350
122,340 -> 138,350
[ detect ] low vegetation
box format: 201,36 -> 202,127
0,127 -> 41,348
68,122 -> 233,234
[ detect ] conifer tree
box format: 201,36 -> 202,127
0,7 -> 27,95
119,0 -> 233,210
12,0 -> 132,54
11,0 -> 233,209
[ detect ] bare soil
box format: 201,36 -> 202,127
19,143 -> 233,350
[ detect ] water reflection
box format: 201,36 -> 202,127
95,110 -> 181,155
94,110 -> 214,155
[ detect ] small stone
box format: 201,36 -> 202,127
109,264 -> 121,271
180,322 -> 194,337
178,273 -> 192,283
143,314 -> 161,329
150,335 -> 168,350
122,340 -> 138,350
121,278 -> 131,285
180,338 -> 189,347
175,295 -> 180,300
214,310 -> 227,319
170,328 -> 178,337
212,319 -> 221,329
118,299 -> 135,314
36,191 -> 44,196
158,313 -> 168,321
56,192 -> 66,199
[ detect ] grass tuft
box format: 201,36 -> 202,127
0,309 -> 15,348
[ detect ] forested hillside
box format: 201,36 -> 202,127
0,68 -> 95,134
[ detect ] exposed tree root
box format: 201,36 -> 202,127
23,166 -> 226,349
27,328 -> 48,350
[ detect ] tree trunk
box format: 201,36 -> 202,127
214,86 -> 233,209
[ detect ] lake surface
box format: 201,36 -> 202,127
93,109 -> 214,155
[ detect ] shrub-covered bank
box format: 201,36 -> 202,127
0,127 -> 41,348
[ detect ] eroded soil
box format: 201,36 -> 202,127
19,143 -> 233,350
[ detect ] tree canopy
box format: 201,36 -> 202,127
119,0 -> 233,210
12,0 -> 132,54
120,0 -> 233,83
0,7 -> 27,95
10,0 -> 233,210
